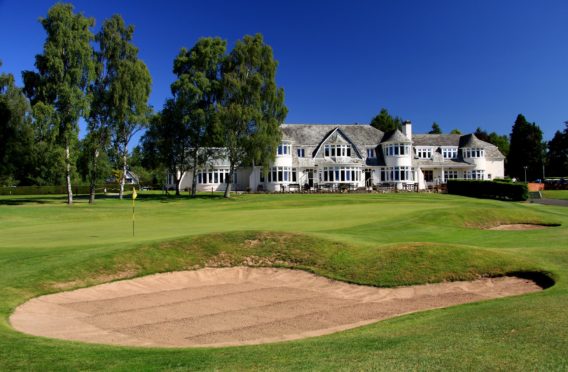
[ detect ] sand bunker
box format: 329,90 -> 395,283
489,224 -> 551,230
10,267 -> 542,348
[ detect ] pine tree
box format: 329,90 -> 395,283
370,108 -> 403,132
507,114 -> 544,181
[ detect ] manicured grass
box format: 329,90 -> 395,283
543,190 -> 568,201
0,193 -> 567,370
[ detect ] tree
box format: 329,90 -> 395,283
98,15 -> 152,199
429,122 -> 442,134
370,108 -> 402,132
84,22 -> 114,203
546,122 -> 568,177
449,128 -> 462,134
220,33 -> 287,198
23,3 -> 95,204
507,114 -> 544,181
169,37 -> 226,197
76,132 -> 112,196
0,62 -> 34,186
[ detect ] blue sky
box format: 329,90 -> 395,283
1,0 -> 567,145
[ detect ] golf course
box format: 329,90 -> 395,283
1,192 -> 567,370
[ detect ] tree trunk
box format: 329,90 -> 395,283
89,149 -> 99,204
119,144 -> 127,200
224,164 -> 234,198
175,173 -> 181,196
65,139 -> 73,205
191,155 -> 198,198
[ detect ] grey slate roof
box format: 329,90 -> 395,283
413,133 -> 505,160
281,124 -> 383,145
413,134 -> 462,147
459,133 -> 488,148
280,124 -> 504,161
380,129 -> 412,143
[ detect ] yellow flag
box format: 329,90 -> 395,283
132,187 -> 137,200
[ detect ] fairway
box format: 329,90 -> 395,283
1,192 -> 567,370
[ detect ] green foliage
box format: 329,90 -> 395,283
546,122 -> 568,177
447,180 -> 528,201
428,122 -> 442,134
151,37 -> 227,196
220,33 -> 287,197
0,62 -> 35,185
370,108 -> 403,132
450,128 -> 462,134
507,114 -> 544,180
22,3 -> 95,204
96,14 -> 152,199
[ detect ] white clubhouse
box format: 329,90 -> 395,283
171,121 -> 505,192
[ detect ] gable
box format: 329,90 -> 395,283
312,127 -> 363,159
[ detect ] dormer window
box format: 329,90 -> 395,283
324,144 -> 351,157
416,147 -> 432,159
367,148 -> 376,158
463,148 -> 484,158
297,148 -> 305,157
442,147 -> 458,159
277,144 -> 291,156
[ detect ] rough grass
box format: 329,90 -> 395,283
0,192 -> 567,370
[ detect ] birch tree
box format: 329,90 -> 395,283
219,34 -> 287,198
98,15 -> 151,199
22,3 -> 95,204
170,37 -> 225,197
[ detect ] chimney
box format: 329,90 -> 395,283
402,120 -> 412,140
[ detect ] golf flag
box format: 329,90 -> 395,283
132,187 -> 137,200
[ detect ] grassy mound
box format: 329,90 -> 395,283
40,231 -> 544,292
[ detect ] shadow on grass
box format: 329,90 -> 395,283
0,193 -> 230,205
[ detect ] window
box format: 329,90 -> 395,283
416,147 -> 432,159
197,169 -> 231,184
322,166 -> 361,182
465,170 -> 485,180
444,170 -> 459,180
463,148 -> 484,158
323,144 -> 352,157
385,144 -> 410,157
385,166 -> 413,181
297,148 -> 305,157
277,144 -> 291,156
442,147 -> 458,159
265,166 -> 296,183
367,148 -> 376,158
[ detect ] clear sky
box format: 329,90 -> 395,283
1,0 -> 567,144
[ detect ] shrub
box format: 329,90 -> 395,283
447,180 -> 528,201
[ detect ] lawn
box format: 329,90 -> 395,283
543,190 -> 568,201
0,192 -> 567,370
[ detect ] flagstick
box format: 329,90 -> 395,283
132,197 -> 135,237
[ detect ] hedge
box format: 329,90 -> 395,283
447,180 -> 528,201
0,184 -> 134,196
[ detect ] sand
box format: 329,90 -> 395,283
10,267 -> 542,348
489,224 -> 550,230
